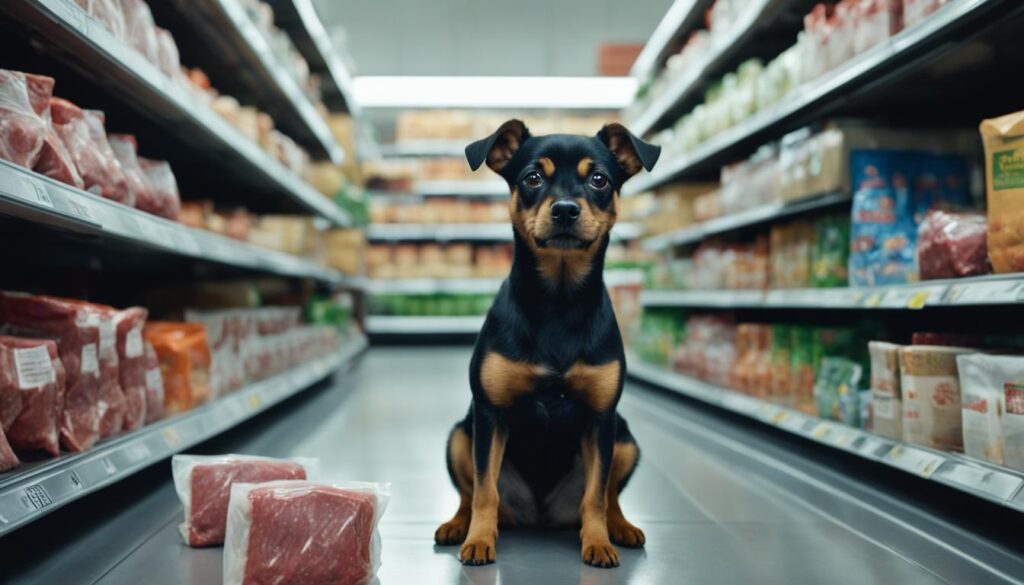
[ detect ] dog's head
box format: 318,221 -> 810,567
466,120 -> 659,287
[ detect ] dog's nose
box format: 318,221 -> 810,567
551,200 -> 580,226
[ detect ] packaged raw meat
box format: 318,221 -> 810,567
172,454 -> 317,547
119,0 -> 160,65
84,110 -> 133,205
114,307 -> 147,431
910,332 -> 981,347
143,322 -> 210,414
853,0 -> 901,55
900,345 -> 974,451
108,134 -> 156,214
154,28 -> 181,79
224,481 -> 390,585
91,306 -> 126,438
869,341 -> 904,440
33,94 -> 85,190
981,110 -> 1024,274
143,341 -> 164,423
49,98 -> 130,205
75,0 -> 126,40
137,158 -> 181,221
0,335 -> 65,457
917,211 -> 991,280
955,354 -> 1017,466
0,70 -> 49,169
904,0 -> 948,28
0,292 -> 101,452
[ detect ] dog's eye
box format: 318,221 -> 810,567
523,171 -> 544,189
589,173 -> 608,189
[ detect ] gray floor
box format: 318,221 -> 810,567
4,347 -> 1024,584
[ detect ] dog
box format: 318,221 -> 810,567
433,120 -> 660,568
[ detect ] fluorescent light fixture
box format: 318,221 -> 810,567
352,76 -> 637,109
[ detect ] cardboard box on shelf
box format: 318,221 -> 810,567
324,229 -> 365,275
248,216 -> 320,256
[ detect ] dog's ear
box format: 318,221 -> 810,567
597,123 -> 660,177
466,119 -> 531,174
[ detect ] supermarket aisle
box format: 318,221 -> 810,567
6,347 -> 1023,585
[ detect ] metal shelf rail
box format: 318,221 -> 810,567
640,273 -> 1024,310
364,315 -> 485,335
625,0 -> 1011,194
0,161 -> 348,285
627,356 -> 1024,512
0,335 -> 369,537
6,0 -> 349,225
366,278 -> 504,295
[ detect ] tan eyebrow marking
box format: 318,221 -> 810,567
538,157 -> 555,178
577,157 -> 593,179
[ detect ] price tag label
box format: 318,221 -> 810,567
937,462 -> 1023,501
65,197 -> 96,222
248,393 -> 263,411
162,427 -> 182,448
907,290 -> 929,310
884,445 -> 944,477
863,292 -> 884,308
831,429 -> 856,449
856,435 -> 892,459
946,280 -> 1024,305
18,177 -> 55,208
811,423 -> 832,440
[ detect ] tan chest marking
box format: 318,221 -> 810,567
480,352 -> 548,407
565,360 -> 621,412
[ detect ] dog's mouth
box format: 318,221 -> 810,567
536,233 -> 590,250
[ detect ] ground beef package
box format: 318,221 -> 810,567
114,307 -> 147,431
0,335 -> 65,458
917,211 -> 991,280
87,305 -> 127,439
49,97 -> 130,204
172,454 -> 317,547
0,292 -> 102,452
900,345 -> 975,451
142,341 -> 164,423
223,480 -> 389,585
0,69 -> 50,169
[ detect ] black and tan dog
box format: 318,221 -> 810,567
434,120 -> 660,568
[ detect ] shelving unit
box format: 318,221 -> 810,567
6,0 -> 350,225
0,160 -> 348,285
366,278 -> 503,295
627,356 -> 1024,511
367,180 -> 508,198
0,334 -> 368,537
625,0 -> 1015,194
367,222 -> 641,242
628,0 -> 703,84
365,315 -> 485,335
377,140 -> 467,158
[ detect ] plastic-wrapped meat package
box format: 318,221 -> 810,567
917,210 -> 991,280
0,292 -> 101,452
172,454 -> 316,546
154,28 -> 181,79
32,91 -> 85,190
114,307 -> 148,431
853,0 -> 901,54
826,1 -> 854,70
119,0 -> 160,65
0,70 -> 49,169
0,336 -> 65,458
75,0 -> 126,40
108,134 -> 155,213
72,304 -> 126,439
904,0 -> 948,28
143,322 -> 210,415
143,341 -> 164,423
49,98 -> 130,204
83,110 -> 132,204
955,354 -> 1015,466
138,158 -> 181,221
224,481 -> 390,585
900,345 -> 974,451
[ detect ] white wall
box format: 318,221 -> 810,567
314,0 -> 673,77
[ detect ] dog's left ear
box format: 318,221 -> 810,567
466,119 -> 531,175
597,123 -> 660,177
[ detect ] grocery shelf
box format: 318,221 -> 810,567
169,0 -> 344,163
366,222 -> 641,242
0,334 -> 368,537
365,315 -> 485,335
0,160 -> 349,286
378,140 -> 468,158
367,180 -> 508,198
628,0 -> 703,83
640,274 -> 1024,310
626,356 -> 1024,512
641,191 -> 850,251
625,0 -> 1012,194
6,0 -> 350,225
265,0 -> 360,116
629,0 -> 778,137
366,278 -> 504,295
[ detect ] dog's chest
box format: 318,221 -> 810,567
479,350 -> 620,413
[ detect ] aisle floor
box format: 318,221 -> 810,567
6,347 -> 1023,585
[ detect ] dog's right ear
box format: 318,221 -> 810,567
465,119 -> 530,174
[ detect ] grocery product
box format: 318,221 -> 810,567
917,211 -> 991,280
789,327 -> 815,413
0,292 -> 102,452
89,305 -> 127,438
119,0 -> 160,65
108,134 -> 155,215
868,341 -> 903,440
814,357 -> 863,423
75,0 -> 126,40
138,158 -> 181,221
223,481 -> 389,585
143,322 -> 211,415
142,341 -> 164,424
955,354 -> 1017,466
0,70 -> 50,169
900,345 -> 974,451
114,307 -> 148,431
770,325 -> 792,405
980,110 -> 1024,274
0,335 -> 64,457
49,97 -> 130,204
83,110 -> 133,205
811,213 -> 850,287
172,454 -> 314,546
32,90 -> 85,190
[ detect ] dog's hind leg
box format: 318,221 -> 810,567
435,423 -> 474,545
606,440 -> 645,548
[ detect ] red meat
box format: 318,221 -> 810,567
138,158 -> 181,220
0,292 -> 101,452
119,0 -> 160,65
108,134 -> 156,213
115,307 -> 148,431
50,98 -> 131,204
0,70 -> 49,169
143,341 -> 164,423
244,485 -> 377,585
0,335 -> 65,457
918,211 -> 992,280
88,306 -> 126,438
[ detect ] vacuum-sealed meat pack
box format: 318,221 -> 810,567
0,335 -> 65,458
114,307 -> 148,432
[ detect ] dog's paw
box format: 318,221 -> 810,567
460,538 -> 496,566
581,541 -> 620,568
434,518 -> 469,545
609,520 -> 646,548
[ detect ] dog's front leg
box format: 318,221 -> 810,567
579,414 -> 619,568
460,403 -> 507,565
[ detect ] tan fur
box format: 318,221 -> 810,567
607,442 -> 645,548
565,360 -> 621,412
435,428 -> 474,545
460,428 -> 508,564
579,432 -> 618,567
577,157 -> 593,178
480,352 -> 547,407
538,157 -> 555,177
